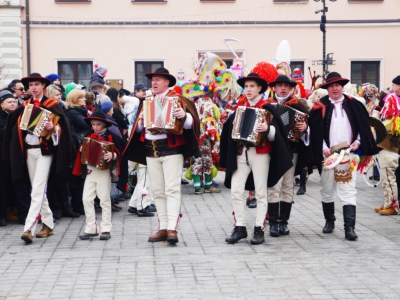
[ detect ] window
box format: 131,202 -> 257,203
135,61 -> 164,88
349,0 -> 383,2
351,61 -> 380,89
200,0 -> 235,2
57,61 -> 93,88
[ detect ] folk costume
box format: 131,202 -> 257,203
72,111 -> 125,240
123,68 -> 200,244
220,73 -> 293,245
309,72 -> 379,240
188,95 -> 221,194
265,75 -> 313,237
3,73 -> 73,243
374,88 -> 400,215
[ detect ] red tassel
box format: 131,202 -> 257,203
179,213 -> 183,218
37,214 -> 42,221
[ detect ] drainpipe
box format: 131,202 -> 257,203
25,0 -> 31,74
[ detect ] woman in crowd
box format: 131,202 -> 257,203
66,89 -> 92,215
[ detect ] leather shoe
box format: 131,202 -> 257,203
127,207 -> 137,214
79,233 -> 99,240
0,218 -> 6,226
296,185 -> 306,195
279,223 -> 290,235
225,226 -> 247,244
323,221 -> 335,233
148,230 -> 168,242
36,224 -> 54,238
181,179 -> 189,185
269,223 -> 280,237
167,230 -> 179,244
21,231 -> 33,244
250,226 -> 265,245
246,198 -> 251,206
137,207 -> 154,217
146,205 -> 157,213
100,232 -> 111,240
248,199 -> 257,209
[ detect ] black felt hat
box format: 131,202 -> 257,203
320,72 -> 350,89
145,67 -> 176,87
269,75 -> 297,88
392,75 -> 400,85
21,73 -> 51,88
237,73 -> 268,94
84,110 -> 113,128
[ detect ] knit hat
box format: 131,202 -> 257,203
94,64 -> 108,77
0,90 -> 14,104
45,73 -> 61,83
101,100 -> 113,113
392,75 -> 400,85
65,83 -> 77,97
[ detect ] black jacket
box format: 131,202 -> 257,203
309,94 -> 379,174
66,106 -> 91,135
220,103 -> 293,189
0,109 -> 9,159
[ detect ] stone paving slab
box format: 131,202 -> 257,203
1,171 -> 400,299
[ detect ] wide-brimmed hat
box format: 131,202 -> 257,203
269,74 -> 297,88
145,67 -> 176,87
21,73 -> 51,88
320,72 -> 350,89
84,110 -> 113,128
237,72 -> 268,94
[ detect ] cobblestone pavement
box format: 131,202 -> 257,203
1,171 -> 400,300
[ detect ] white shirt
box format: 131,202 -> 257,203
136,89 -> 193,140
322,95 -> 360,150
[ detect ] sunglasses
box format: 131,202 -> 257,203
14,88 -> 25,92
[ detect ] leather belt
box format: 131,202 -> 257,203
144,139 -> 183,158
26,144 -> 40,149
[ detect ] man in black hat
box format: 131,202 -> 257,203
265,75 -> 313,237
309,72 -> 378,240
123,68 -> 200,244
220,72 -> 292,245
3,73 -> 73,244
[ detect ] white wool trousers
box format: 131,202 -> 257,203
320,163 -> 357,206
231,148 -> 270,227
268,153 -> 298,203
24,149 -> 54,233
82,166 -> 112,234
377,149 -> 399,207
129,166 -> 154,210
146,154 -> 183,231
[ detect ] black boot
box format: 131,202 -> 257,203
343,205 -> 358,240
279,201 -> 292,235
250,226 -> 265,245
296,171 -> 307,195
62,200 -> 80,218
248,198 -> 257,209
225,226 -> 247,244
322,202 -> 336,233
268,203 -> 280,237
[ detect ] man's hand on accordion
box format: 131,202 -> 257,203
256,117 -> 269,133
295,122 -> 307,133
104,151 -> 114,162
174,103 -> 186,119
44,120 -> 54,131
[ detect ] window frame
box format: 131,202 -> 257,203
132,60 -> 166,89
56,60 -> 94,88
131,0 -> 166,3
290,59 -> 308,88
55,0 -> 91,3
273,0 -> 308,3
349,59 -> 382,90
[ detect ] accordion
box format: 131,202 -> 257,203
144,96 -> 185,135
232,106 -> 273,146
19,104 -> 59,138
81,137 -> 115,170
273,104 -> 308,142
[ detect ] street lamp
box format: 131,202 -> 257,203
314,0 -> 336,80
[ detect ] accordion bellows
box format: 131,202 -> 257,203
20,104 -> 59,138
144,96 -> 185,135
232,106 -> 272,146
81,137 -> 115,170
274,104 -> 308,142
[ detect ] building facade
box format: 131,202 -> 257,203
0,0 -> 399,91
